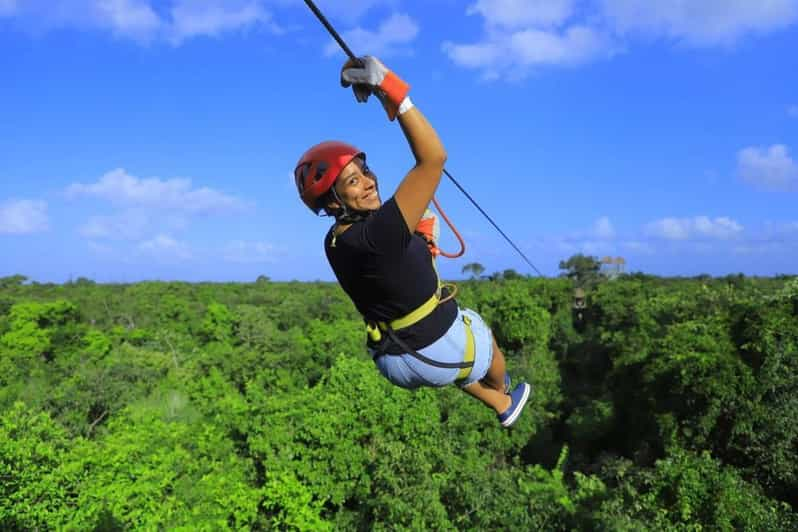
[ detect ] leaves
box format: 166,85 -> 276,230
1,276 -> 796,528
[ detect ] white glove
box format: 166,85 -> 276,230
340,55 -> 410,121
341,55 -> 389,88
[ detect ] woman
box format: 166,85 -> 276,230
294,56 -> 530,427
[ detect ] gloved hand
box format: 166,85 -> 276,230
341,55 -> 410,121
414,208 -> 441,257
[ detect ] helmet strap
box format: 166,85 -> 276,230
329,185 -> 372,224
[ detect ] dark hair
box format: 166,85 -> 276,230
320,189 -> 340,217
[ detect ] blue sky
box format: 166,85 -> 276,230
2,0 -> 797,283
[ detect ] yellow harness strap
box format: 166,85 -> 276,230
388,291 -> 439,330
366,290 -> 439,341
365,252 -> 473,382
368,255 -> 444,340
455,315 -> 475,382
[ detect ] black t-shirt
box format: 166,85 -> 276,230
324,196 -> 458,352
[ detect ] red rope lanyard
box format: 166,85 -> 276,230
431,197 -> 465,259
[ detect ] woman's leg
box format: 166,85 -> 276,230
480,335 -> 507,392
462,380 -> 511,413
462,335 -> 511,413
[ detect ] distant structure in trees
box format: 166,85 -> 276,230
573,286 -> 586,321
600,256 -> 626,280
572,286 -> 589,330
573,287 -> 586,310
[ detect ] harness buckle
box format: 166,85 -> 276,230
366,321 -> 382,342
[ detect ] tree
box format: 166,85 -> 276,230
559,254 -> 602,288
0,402 -> 81,529
461,262 -> 485,279
500,268 -> 523,280
0,275 -> 28,289
66,403 -> 263,530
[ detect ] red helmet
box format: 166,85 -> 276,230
294,141 -> 364,214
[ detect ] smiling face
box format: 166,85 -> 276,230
330,156 -> 381,213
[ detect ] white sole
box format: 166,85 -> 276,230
501,384 -> 530,427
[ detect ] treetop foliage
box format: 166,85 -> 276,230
1,273 -> 796,529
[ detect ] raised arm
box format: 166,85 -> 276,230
341,56 -> 447,232
393,105 -> 447,232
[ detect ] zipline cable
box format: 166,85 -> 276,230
302,0 -> 544,277
442,169 -> 542,276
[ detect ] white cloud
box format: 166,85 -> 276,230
551,216 -> 797,265
761,220 -> 798,237
311,0 -> 395,21
550,216 -> 618,257
66,168 -> 248,214
467,0 -> 575,29
324,12 -> 419,58
68,169 -> 251,251
80,213 -> 143,239
87,240 -> 133,262
646,218 -> 692,240
579,239 -> 615,256
620,240 -> 654,254
446,0 -> 798,79
599,0 -> 798,46
733,239 -> 798,256
732,242 -> 782,255
511,25 -> 609,65
223,240 -> 276,263
88,241 -> 113,254
138,234 -> 192,261
593,216 -> 615,239
737,144 -> 798,191
780,221 -> 798,233
444,0 -> 613,78
442,40 -> 501,70
0,0 -> 17,16
1,0 -> 280,44
645,216 -> 743,240
96,0 -> 162,41
732,221 -> 798,255
8,0 -> 162,42
78,209 -> 188,240
694,217 -> 744,239
0,199 -> 49,234
444,25 -> 610,78
169,0 -> 281,44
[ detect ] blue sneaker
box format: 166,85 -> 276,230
504,372 -> 511,394
498,383 -> 531,428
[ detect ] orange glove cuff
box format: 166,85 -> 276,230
379,71 -> 410,106
379,71 -> 410,121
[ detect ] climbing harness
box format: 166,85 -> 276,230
362,248 -> 472,379
366,288 -> 475,382
368,313 -> 475,383
302,0 -> 544,277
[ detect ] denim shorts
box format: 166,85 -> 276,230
369,307 -> 494,390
